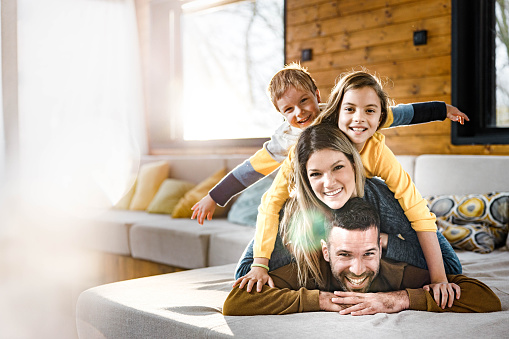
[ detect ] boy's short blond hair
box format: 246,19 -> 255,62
267,62 -> 318,112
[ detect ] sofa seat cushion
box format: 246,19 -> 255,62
76,250 -> 509,339
80,210 -> 170,255
209,228 -> 255,266
130,219 -> 252,269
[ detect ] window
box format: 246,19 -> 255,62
451,0 -> 509,144
149,0 -> 285,149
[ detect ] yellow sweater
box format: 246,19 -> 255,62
253,132 -> 436,259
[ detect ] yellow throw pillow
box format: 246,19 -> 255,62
146,179 -> 196,214
113,179 -> 137,209
129,161 -> 170,210
172,168 -> 228,218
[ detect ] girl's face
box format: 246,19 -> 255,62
306,149 -> 357,210
337,87 -> 382,151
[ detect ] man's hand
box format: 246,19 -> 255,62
331,290 -> 410,315
319,291 -> 349,312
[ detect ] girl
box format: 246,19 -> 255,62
236,71 -> 461,307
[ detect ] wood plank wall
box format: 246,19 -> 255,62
286,0 -> 509,155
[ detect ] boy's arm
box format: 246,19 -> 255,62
208,121 -> 298,207
209,147 -> 281,206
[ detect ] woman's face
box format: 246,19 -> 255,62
306,149 -> 357,209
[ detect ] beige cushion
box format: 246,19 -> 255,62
172,168 -> 227,218
147,179 -> 195,214
113,178 -> 137,210
129,161 -> 170,210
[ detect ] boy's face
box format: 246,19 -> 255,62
337,87 -> 382,151
276,87 -> 321,130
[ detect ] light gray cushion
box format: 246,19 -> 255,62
414,155 -> 509,196
76,250 -> 509,339
79,210 -> 170,255
209,228 -> 255,266
129,219 -> 250,268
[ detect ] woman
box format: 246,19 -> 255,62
235,123 -> 461,290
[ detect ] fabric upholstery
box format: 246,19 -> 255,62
146,179 -> 195,214
172,168 -> 228,218
227,175 -> 274,227
129,161 -> 170,210
426,192 -> 509,253
76,250 -> 509,339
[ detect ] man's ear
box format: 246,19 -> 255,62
321,239 -> 330,262
316,89 -> 321,103
378,236 -> 383,260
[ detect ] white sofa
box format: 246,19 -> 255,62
76,154 -> 509,339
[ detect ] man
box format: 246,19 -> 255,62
223,198 -> 501,315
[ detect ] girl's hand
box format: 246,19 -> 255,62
423,282 -> 461,309
191,194 -> 216,225
233,267 -> 275,293
446,104 -> 470,125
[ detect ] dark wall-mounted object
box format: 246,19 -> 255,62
413,30 -> 428,45
301,48 -> 312,61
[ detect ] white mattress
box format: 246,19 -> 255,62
76,248 -> 509,339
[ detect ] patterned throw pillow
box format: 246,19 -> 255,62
426,192 -> 509,253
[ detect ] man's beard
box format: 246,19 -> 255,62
331,266 -> 378,293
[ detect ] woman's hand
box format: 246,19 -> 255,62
423,282 -> 461,309
191,194 -> 216,225
446,104 -> 470,125
233,267 -> 275,293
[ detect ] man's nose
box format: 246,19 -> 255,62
349,258 -> 366,276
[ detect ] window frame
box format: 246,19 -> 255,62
451,0 -> 509,145
147,0 -> 286,152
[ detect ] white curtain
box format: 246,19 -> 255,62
17,0 -> 146,212
0,1 -> 147,338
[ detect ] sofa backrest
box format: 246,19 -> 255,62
414,155 -> 509,196
140,154 -> 249,184
140,153 -> 509,197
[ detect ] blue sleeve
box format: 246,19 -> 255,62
390,104 -> 414,127
390,102 -> 447,127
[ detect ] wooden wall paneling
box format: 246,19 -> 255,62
307,55 -> 451,92
287,0 -> 421,15
287,0 -> 449,43
286,34 -> 451,71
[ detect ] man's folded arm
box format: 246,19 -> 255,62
223,263 -> 322,316
406,274 -> 501,313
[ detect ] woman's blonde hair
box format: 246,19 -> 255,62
280,123 -> 365,288
314,70 -> 393,130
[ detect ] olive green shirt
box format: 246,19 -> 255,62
223,258 -> 501,315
